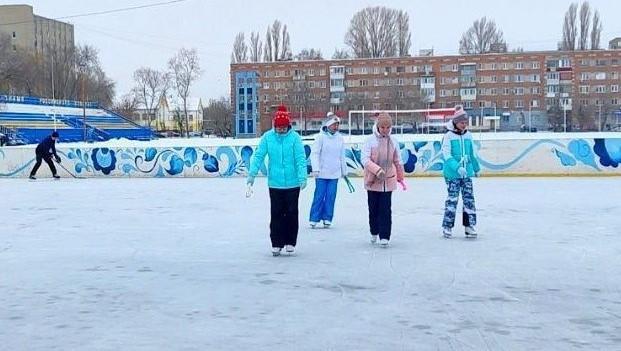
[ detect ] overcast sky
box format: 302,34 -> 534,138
9,0 -> 621,102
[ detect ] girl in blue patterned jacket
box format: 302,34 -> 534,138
441,106 -> 481,239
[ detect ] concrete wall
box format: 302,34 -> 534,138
1,134 -> 620,178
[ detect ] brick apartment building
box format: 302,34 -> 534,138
231,44 -> 621,137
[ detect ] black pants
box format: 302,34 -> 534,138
269,187 -> 300,248
367,191 -> 393,240
30,153 -> 57,176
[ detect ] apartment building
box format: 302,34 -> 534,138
231,47 -> 621,136
0,4 -> 74,55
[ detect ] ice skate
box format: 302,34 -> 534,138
465,226 -> 477,239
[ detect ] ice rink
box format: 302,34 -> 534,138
1,177 -> 620,350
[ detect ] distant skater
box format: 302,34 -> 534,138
29,131 -> 61,180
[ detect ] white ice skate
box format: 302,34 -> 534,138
285,245 -> 295,254
443,227 -> 453,239
323,220 -> 331,228
379,239 -> 389,248
370,235 -> 378,244
271,247 -> 282,256
465,226 -> 477,239
310,222 -> 318,229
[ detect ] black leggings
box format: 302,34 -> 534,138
269,187 -> 301,248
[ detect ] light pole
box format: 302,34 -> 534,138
528,105 -> 532,132
563,103 -> 567,133
598,104 -> 602,132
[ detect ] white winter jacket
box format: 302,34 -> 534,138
310,130 -> 348,179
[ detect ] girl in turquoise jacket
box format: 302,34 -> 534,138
441,106 -> 481,239
247,105 -> 308,256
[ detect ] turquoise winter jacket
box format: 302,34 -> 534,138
247,127 -> 308,189
441,122 -> 481,180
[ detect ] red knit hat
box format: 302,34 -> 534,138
273,104 -> 291,128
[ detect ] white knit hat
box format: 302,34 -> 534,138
325,112 -> 340,127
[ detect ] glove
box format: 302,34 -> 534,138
300,180 -> 307,190
376,168 -> 386,181
245,184 -> 254,198
54,155 -> 61,163
457,167 -> 467,178
475,172 -> 480,178
246,176 -> 255,186
397,179 -> 408,191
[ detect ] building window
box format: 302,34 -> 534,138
238,88 -> 244,95
530,100 -> 539,108
580,99 -> 589,106
531,87 -> 540,94
320,81 -> 326,88
503,101 -> 510,108
579,86 -> 589,94
594,85 -> 606,93
515,62 -> 524,69
611,85 -> 619,93
516,87 -> 524,95
320,69 -> 326,76
515,100 -> 524,108
532,62 -> 540,69
309,69 -> 315,76
612,98 -> 619,105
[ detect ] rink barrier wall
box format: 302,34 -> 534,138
1,136 -> 620,178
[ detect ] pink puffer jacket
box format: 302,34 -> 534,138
361,124 -> 404,192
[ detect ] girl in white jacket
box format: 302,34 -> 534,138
309,112 -> 348,228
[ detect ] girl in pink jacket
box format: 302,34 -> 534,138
361,113 -> 405,247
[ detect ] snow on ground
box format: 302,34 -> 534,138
1,177 -> 620,350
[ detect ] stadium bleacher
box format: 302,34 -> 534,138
0,95 -> 153,144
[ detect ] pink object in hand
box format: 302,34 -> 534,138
398,179 -> 407,191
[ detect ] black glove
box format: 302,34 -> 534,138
54,155 -> 61,163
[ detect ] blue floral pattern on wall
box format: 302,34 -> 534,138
2,136 -> 621,178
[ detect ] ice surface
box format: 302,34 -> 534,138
1,177 -> 620,350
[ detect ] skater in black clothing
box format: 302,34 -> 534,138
29,131 -> 61,180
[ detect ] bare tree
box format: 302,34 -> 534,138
133,67 -> 170,129
249,31 -> 262,63
332,48 -> 351,59
203,97 -> 233,137
168,48 -> 202,137
295,48 -> 323,61
561,3 -> 578,50
345,6 -> 411,58
591,10 -> 602,50
231,32 -> 248,63
112,92 -> 139,120
459,17 -> 506,54
396,10 -> 411,57
280,25 -> 291,60
263,27 -> 273,62
578,2 -> 591,50
271,20 -> 282,61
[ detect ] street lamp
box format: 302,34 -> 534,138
563,103 -> 567,133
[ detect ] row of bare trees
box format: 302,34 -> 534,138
232,2 -> 607,61
0,33 -> 114,106
115,48 -> 202,137
561,1 -> 602,51
231,20 -> 293,64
